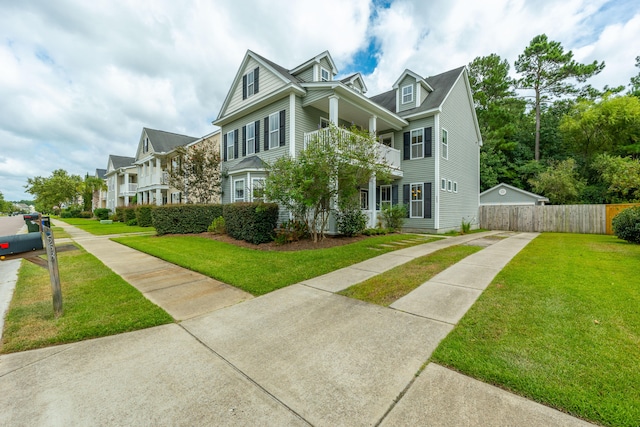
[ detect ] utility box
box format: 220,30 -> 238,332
0,233 -> 44,256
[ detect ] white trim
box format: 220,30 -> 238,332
416,84 -> 421,108
453,181 -> 458,193
320,117 -> 330,128
269,112 -> 279,149
410,128 -> 424,160
290,50 -> 338,75
233,178 -> 245,202
441,178 -> 446,191
434,113 -> 440,230
246,121 -> 256,155
447,180 -> 452,192
441,128 -> 449,160
226,130 -> 235,160
320,66 -> 330,82
251,177 -> 266,202
289,93 -> 296,158
379,132 -> 394,147
380,184 -> 392,210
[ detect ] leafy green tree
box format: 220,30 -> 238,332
560,95 -> 640,162
529,158 -> 585,204
264,125 -> 389,242
168,137 -> 221,204
0,191 -> 14,213
591,154 -> 640,202
25,169 -> 84,213
468,53 -> 516,111
630,56 -> 640,98
515,34 -> 604,161
82,173 -> 107,211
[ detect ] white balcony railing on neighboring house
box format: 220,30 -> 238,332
138,172 -> 169,188
119,183 -> 138,195
303,128 -> 401,171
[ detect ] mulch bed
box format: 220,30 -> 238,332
197,232 -> 368,251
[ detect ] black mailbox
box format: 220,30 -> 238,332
0,233 -> 44,256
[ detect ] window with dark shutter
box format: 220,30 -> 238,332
264,117 -> 269,151
234,129 -> 239,159
223,133 -> 227,161
403,132 -> 410,160
242,75 -> 247,100
255,120 -> 260,153
424,182 -> 432,219
424,127 -> 432,157
279,110 -> 286,147
403,184 -> 410,218
254,67 -> 259,94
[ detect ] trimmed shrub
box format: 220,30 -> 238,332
274,220 -> 309,245
223,203 -> 279,244
207,216 -> 226,234
152,204 -> 223,235
136,205 -> 154,227
612,206 -> 640,244
381,204 -> 407,231
115,206 -> 136,223
94,208 -> 110,220
336,208 -> 368,237
126,218 -> 138,226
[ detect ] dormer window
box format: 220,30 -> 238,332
321,67 -> 330,82
143,137 -> 149,153
402,85 -> 413,104
243,67 -> 259,100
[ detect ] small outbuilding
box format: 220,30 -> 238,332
480,183 -> 549,206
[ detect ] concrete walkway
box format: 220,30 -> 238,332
0,224 -> 595,426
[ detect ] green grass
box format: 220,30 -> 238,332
52,226 -> 71,239
113,234 -> 440,296
56,217 -> 155,235
1,247 -> 173,354
339,245 -> 482,306
431,233 -> 640,427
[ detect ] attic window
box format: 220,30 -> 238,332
143,137 -> 149,153
243,67 -> 259,99
402,85 -> 413,104
321,67 -> 330,82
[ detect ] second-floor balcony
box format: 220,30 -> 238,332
303,127 -> 401,171
119,183 -> 138,195
138,171 -> 169,188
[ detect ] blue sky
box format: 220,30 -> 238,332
0,0 -> 639,201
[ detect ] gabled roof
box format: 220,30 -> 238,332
95,168 -> 107,179
480,183 -> 549,202
250,50 -> 302,86
108,155 -> 135,170
290,50 -> 338,75
340,72 -> 368,94
143,128 -> 198,152
370,66 -> 466,116
228,155 -> 266,172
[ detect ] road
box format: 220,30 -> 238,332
0,214 -> 27,341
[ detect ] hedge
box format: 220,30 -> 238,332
223,203 -> 279,244
115,206 -> 137,223
152,204 -> 223,235
94,208 -> 110,220
612,206 -> 640,244
135,205 -> 154,227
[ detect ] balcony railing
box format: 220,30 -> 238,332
303,128 -> 401,170
119,183 -> 138,194
137,172 -> 169,188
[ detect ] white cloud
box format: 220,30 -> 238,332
0,0 -> 638,201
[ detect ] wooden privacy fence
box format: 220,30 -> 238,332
479,204 -> 640,234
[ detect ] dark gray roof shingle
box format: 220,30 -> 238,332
228,155 -> 267,172
95,168 -> 107,179
144,128 -> 198,152
108,155 -> 135,169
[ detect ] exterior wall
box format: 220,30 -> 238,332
303,89 -> 334,106
438,74 -> 480,230
397,75 -> 416,113
396,116 -> 436,230
226,57 -> 287,115
296,67 -> 314,83
318,57 -> 333,78
481,187 -> 538,205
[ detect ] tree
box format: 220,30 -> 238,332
468,53 -> 516,112
515,34 -> 604,161
25,169 -> 84,212
264,125 -> 389,242
0,191 -> 14,213
591,154 -> 640,203
167,138 -> 221,204
630,56 -> 640,98
82,173 -> 107,211
529,158 -> 585,204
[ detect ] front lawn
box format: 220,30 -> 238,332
113,234 -> 439,296
1,247 -> 173,353
431,233 -> 640,427
56,217 -> 154,235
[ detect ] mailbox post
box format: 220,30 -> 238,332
40,214 -> 63,317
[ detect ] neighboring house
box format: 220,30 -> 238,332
134,128 -> 199,205
92,168 -> 107,211
213,49 -> 482,233
167,130 -> 222,204
480,183 -> 549,206
105,156 -> 137,211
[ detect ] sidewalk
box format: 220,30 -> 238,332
0,225 -> 594,426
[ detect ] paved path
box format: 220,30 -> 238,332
0,224 -> 595,426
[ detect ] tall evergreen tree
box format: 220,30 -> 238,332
515,34 -> 604,161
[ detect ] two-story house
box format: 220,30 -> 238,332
213,50 -> 481,233
134,127 -> 199,205
105,155 -> 137,211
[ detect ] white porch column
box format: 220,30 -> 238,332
137,192 -> 142,205
155,158 -> 161,183
124,196 -> 130,207
155,188 -> 162,206
369,175 -> 377,228
124,172 -> 129,193
368,115 -> 377,136
329,95 -> 339,125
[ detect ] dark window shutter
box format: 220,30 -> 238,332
375,186 -> 380,210
234,129 -> 239,159
254,67 -> 259,94
223,133 -> 227,161
279,110 -> 286,147
424,182 -> 432,219
242,75 -> 247,100
392,185 -> 398,206
255,120 -> 260,153
242,126 -> 247,157
403,184 -> 410,218
424,127 -> 432,157
264,117 -> 269,151
403,132 -> 410,160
